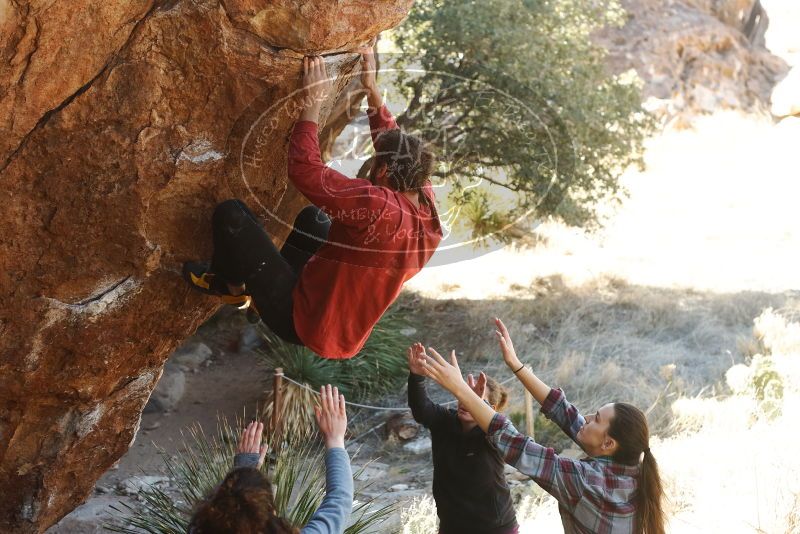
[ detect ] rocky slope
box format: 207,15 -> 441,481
0,1 -> 412,532
596,0 -> 789,122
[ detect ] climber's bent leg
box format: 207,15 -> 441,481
248,273 -> 302,345
280,205 -> 331,274
210,199 -> 302,345
211,199 -> 278,285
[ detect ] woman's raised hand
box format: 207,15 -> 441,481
315,384 -> 347,450
494,318 -> 522,371
422,347 -> 467,395
237,420 -> 269,469
407,342 -> 428,376
467,371 -> 488,400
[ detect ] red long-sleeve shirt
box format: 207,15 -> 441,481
287,106 -> 443,359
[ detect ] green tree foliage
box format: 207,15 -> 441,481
389,0 -> 654,236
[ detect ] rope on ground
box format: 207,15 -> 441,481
278,371 -> 520,412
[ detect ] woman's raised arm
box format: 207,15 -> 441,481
421,348 -> 496,432
494,318 -> 551,405
494,318 -> 585,444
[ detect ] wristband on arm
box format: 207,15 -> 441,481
513,363 -> 525,374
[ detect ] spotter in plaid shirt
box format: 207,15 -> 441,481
487,388 -> 640,534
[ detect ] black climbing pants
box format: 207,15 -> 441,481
210,199 -> 331,345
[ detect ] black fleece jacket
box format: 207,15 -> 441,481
408,372 -> 517,534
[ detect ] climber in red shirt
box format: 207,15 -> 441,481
183,47 -> 443,359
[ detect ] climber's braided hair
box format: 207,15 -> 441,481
188,467 -> 298,534
608,403 -> 666,534
373,129 -> 436,206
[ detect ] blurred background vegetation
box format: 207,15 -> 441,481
386,0 -> 654,240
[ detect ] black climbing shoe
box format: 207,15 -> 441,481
182,261 -> 250,308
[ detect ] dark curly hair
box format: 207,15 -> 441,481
188,468 -> 298,534
373,129 -> 436,206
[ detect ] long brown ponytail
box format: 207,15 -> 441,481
608,403 -> 665,534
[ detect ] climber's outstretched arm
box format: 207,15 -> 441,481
291,56 -> 387,223
299,56 -> 331,123
360,45 -> 398,145
361,44 -> 383,110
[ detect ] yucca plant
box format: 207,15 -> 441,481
263,375 -> 319,442
106,417 -> 394,533
259,304 -> 413,440
261,339 -> 349,445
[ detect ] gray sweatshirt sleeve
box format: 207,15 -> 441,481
301,447 -> 354,534
233,452 -> 261,469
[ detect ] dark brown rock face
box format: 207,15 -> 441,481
0,1 -> 412,531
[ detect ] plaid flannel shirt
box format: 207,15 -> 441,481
487,388 -> 640,533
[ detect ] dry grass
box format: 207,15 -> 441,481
399,495 -> 438,534
658,399 -> 800,532
533,306 -> 799,533
411,277 -> 789,440
399,306 -> 800,533
263,381 -> 319,443
787,493 -> 800,534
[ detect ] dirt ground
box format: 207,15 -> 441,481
101,322 -> 266,486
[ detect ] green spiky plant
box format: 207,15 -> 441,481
106,417 -> 394,533
259,304 -> 413,440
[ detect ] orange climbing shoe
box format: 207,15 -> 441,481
222,293 -> 252,309
246,300 -> 261,324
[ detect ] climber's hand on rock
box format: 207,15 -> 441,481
301,56 -> 332,111
359,45 -> 378,93
358,44 -> 384,110
237,420 -> 269,469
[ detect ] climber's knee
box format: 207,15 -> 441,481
293,205 -> 331,238
213,199 -> 248,231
